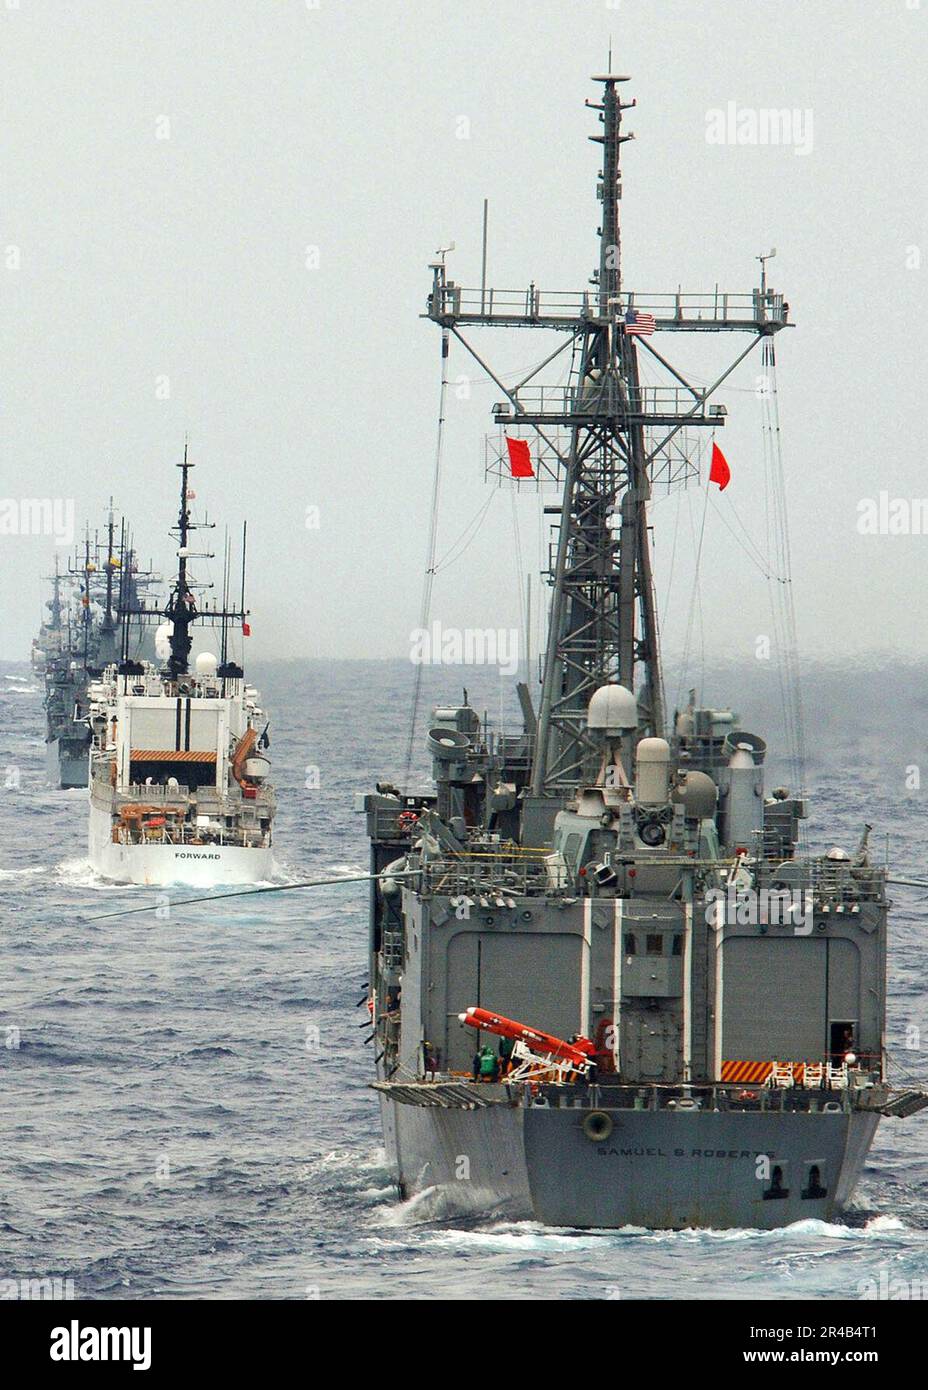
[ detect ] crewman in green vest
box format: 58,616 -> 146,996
478,1045 -> 500,1082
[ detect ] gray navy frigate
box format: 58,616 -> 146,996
38,510 -> 159,789
360,74 -> 927,1231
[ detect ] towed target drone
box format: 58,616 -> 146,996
460,1005 -> 596,1084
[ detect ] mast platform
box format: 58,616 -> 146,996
493,384 -> 728,429
427,284 -> 790,333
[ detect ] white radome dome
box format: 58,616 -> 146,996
587,683 -> 638,734
154,621 -> 174,660
195,652 -> 218,677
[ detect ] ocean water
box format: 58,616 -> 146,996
1,656 -> 926,1301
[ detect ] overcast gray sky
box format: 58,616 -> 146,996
2,0 -> 926,669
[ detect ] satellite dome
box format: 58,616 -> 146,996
673,770 -> 718,820
587,683 -> 637,734
195,652 -> 218,677
154,622 -> 174,661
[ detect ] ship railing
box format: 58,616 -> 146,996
750,857 -> 887,904
112,821 -> 270,849
429,284 -> 787,330
106,779 -> 273,808
497,383 -> 721,422
421,851 -> 556,898
112,782 -> 192,802
365,797 -> 438,842
416,1077 -> 865,1113
108,783 -> 271,848
806,860 -> 886,904
369,807 -> 415,841
491,731 -> 536,760
432,285 -> 593,322
514,1082 -> 858,1114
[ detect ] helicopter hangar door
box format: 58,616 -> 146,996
443,930 -> 583,1070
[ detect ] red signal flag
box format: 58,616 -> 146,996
242,621 -> 251,636
505,436 -> 534,478
709,441 -> 731,491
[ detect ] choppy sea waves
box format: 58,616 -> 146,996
1,657 -> 926,1299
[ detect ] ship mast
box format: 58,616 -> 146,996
531,74 -> 664,796
425,72 -> 790,801
163,446 -> 199,677
120,444 -> 248,681
81,527 -> 93,670
47,555 -> 62,627
101,498 -> 117,640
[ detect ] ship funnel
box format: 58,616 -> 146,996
635,737 -> 671,805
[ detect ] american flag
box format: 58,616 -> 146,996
624,307 -> 656,337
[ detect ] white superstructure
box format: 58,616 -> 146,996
87,654 -> 275,886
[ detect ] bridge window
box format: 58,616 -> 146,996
646,934 -> 663,956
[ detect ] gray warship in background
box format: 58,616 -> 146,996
360,74 -> 927,1230
38,510 -> 160,789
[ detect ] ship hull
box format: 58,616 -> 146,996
380,1094 -> 530,1218
88,801 -> 273,886
45,736 -> 89,790
382,1098 -> 880,1230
